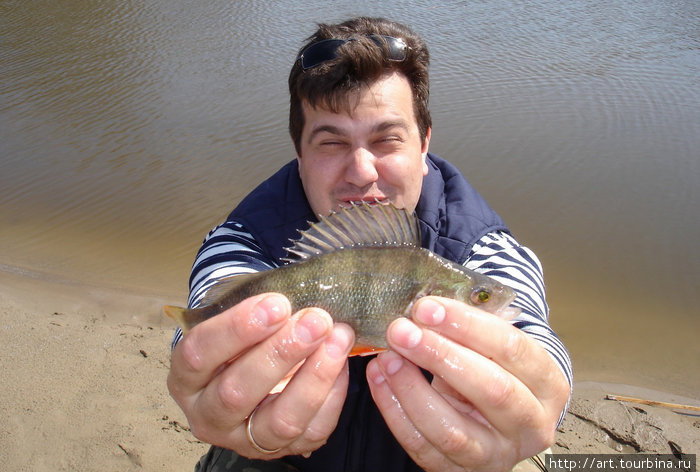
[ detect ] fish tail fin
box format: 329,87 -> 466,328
163,305 -> 190,334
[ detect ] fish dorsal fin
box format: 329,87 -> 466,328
283,202 -> 421,263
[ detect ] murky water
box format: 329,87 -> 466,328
1,0 -> 698,397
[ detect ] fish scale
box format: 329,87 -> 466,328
277,248 -> 430,347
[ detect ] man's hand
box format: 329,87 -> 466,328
366,296 -> 570,472
167,293 -> 355,458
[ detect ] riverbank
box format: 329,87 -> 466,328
0,266 -> 697,471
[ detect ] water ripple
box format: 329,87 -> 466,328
1,2 -> 698,391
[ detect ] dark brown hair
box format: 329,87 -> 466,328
289,17 -> 431,155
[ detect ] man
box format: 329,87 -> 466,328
168,17 -> 572,472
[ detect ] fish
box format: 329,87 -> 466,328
164,201 -> 520,357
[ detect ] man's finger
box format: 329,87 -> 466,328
168,293 -> 291,400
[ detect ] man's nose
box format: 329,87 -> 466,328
344,147 -> 379,187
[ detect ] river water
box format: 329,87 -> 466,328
1,0 -> 698,397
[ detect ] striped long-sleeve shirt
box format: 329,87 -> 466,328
172,220 -> 573,400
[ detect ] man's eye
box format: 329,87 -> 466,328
376,136 -> 403,145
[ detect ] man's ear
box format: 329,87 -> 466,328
421,127 -> 432,175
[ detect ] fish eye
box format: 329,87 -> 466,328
471,287 -> 491,305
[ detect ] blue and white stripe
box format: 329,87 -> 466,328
466,232 -> 572,385
170,222 -> 277,349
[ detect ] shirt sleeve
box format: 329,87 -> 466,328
464,231 -> 573,420
170,220 -> 276,350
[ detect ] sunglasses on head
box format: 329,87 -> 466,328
297,35 -> 409,71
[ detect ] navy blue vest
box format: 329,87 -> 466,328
228,153 -> 508,471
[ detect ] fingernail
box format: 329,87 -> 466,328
367,359 -> 385,384
379,350 -> 404,376
253,294 -> 289,326
295,309 -> 330,344
413,298 -> 446,326
389,318 -> 422,349
325,325 -> 353,359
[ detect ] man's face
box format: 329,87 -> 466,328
296,72 -> 431,217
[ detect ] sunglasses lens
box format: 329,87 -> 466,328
369,35 -> 408,61
300,39 -> 348,70
299,35 -> 408,71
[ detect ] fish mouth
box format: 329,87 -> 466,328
494,291 -> 521,321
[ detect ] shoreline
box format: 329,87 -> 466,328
552,382 -> 699,455
0,265 -> 697,470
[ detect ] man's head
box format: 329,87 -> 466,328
289,17 -> 433,217
289,17 -> 431,156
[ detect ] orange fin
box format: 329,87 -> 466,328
163,305 -> 189,334
269,376 -> 292,395
349,344 -> 387,357
268,361 -> 304,394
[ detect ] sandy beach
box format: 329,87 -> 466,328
1,266 -> 698,472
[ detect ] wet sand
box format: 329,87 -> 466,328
0,266 -> 697,471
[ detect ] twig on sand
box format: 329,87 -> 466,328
118,443 -> 143,466
605,394 -> 700,412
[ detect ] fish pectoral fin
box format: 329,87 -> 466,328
349,344 -> 387,357
268,361 -> 305,394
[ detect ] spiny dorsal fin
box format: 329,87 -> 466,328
282,202 -> 421,263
